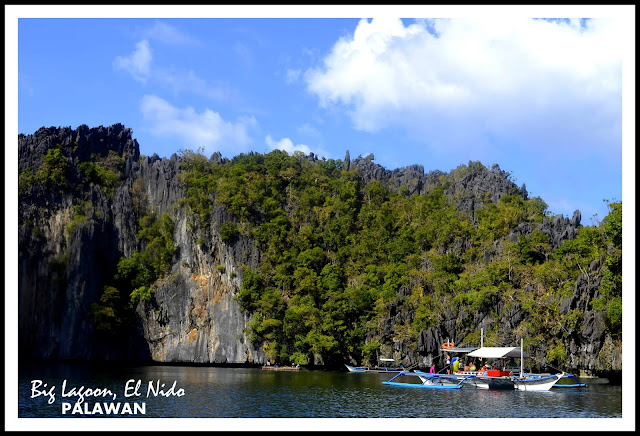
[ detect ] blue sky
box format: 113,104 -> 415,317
14,7 -> 632,223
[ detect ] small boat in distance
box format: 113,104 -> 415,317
262,364 -> 300,371
345,358 -> 405,373
345,364 -> 405,373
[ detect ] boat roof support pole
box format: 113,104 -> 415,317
521,338 -> 524,376
387,372 -> 405,383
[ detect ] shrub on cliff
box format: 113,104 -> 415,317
117,213 -> 176,304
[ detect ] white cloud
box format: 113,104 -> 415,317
113,39 -> 152,82
265,135 -> 312,155
286,69 -> 302,83
143,21 -> 202,47
140,95 -> 257,154
305,18 -> 623,155
114,40 -> 231,102
297,123 -> 322,141
156,68 -> 231,102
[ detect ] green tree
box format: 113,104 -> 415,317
40,147 -> 69,188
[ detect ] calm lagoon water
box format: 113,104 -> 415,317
18,362 -> 622,420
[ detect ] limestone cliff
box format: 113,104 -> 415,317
17,125 -> 620,376
18,125 -> 265,364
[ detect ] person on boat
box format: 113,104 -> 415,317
452,358 -> 460,373
479,364 -> 488,376
469,361 -> 477,372
429,364 -> 436,374
445,355 -> 451,374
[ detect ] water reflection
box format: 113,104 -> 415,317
18,363 -> 621,418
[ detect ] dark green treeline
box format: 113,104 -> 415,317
178,149 -> 622,367
23,144 -> 620,368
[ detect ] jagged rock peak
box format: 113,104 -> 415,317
210,151 -> 226,164
19,123 -> 140,171
571,210 -> 582,227
343,150 -> 351,171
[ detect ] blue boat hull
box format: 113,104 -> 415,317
382,372 -> 476,389
345,364 -> 404,373
383,380 -> 462,389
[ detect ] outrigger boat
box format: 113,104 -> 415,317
466,343 -> 562,391
513,372 -> 565,391
395,339 -> 563,391
345,358 -> 405,373
411,370 -> 496,389
261,365 -> 300,371
383,371 -> 477,389
511,372 -> 587,388
345,364 -> 405,373
390,368 -> 562,391
552,373 -> 588,388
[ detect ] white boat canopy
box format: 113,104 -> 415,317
440,347 -> 478,353
379,358 -> 395,362
466,347 -> 529,359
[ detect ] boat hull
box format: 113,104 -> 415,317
345,364 -> 404,373
416,371 -> 489,389
383,372 -> 473,389
513,373 -> 563,391
383,380 -> 462,389
393,371 -> 562,392
416,371 -> 562,391
475,376 -> 515,390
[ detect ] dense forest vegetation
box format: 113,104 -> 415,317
19,139 -> 622,369
176,149 -> 622,367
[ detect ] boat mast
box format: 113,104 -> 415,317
481,328 -> 483,347
520,338 -> 524,376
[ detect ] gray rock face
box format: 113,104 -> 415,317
539,210 -> 581,248
136,264 -> 263,364
407,261 -> 618,373
556,266 -> 620,372
343,150 -> 351,171
348,155 -> 581,252
18,125 -> 265,363
134,205 -> 266,364
348,157 -> 524,214
19,124 -> 140,173
137,154 -> 183,217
